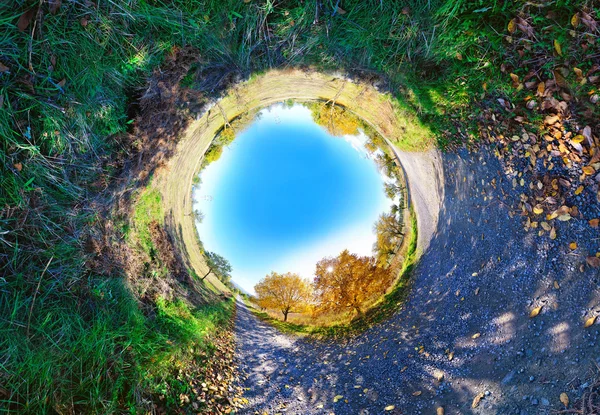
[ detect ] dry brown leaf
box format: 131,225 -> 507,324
560,392 -> 569,407
14,162 -> 22,172
335,6 -> 346,14
18,7 -> 36,32
49,0 -> 61,14
589,219 -> 599,228
550,227 -> 557,240
584,316 -> 597,328
412,391 -> 422,396
57,78 -> 66,88
530,306 -> 542,318
437,407 -> 444,415
510,73 -> 520,87
586,257 -> 600,268
0,62 -> 8,73
554,70 -> 568,88
472,392 -> 485,409
554,280 -> 560,289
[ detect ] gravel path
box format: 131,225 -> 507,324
235,147 -> 600,415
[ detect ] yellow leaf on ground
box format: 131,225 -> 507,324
572,135 -> 585,143
533,206 -> 544,215
569,242 -> 578,250
437,407 -> 445,415
575,186 -> 584,195
333,395 -> 343,402
530,306 -> 542,318
584,316 -> 597,328
472,333 -> 481,339
508,18 -> 516,33
590,219 -> 599,228
554,40 -> 563,56
384,405 -> 395,411
550,227 -> 557,240
560,392 -> 569,407
583,166 -> 596,175
472,392 -> 485,408
571,13 -> 579,27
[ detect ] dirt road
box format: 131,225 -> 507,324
235,147 -> 600,414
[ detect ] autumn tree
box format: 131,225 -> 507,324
373,212 -> 405,265
254,272 -> 312,321
309,102 -> 360,136
313,250 -> 391,316
201,251 -> 232,282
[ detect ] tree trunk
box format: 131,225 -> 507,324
283,310 -> 289,321
201,268 -> 212,281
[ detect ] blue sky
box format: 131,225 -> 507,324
193,104 -> 391,293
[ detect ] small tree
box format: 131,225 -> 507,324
254,272 -> 312,321
201,251 -> 232,282
313,250 -> 391,316
373,212 -> 404,265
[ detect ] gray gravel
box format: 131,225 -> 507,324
235,147 -> 600,415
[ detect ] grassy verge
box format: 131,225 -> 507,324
248,209 -> 418,339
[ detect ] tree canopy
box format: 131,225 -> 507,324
313,250 -> 392,316
373,212 -> 405,266
202,251 -> 232,282
254,272 -> 312,321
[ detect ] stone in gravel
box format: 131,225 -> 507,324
531,398 -> 538,405
541,398 -> 549,406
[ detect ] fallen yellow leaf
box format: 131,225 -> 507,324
333,395 -> 343,403
554,39 -> 563,56
585,316 -> 597,328
533,205 -> 544,215
384,405 -> 395,411
572,134 -> 585,143
569,242 -> 577,250
472,392 -> 485,408
472,333 -> 481,339
560,392 -> 569,407
575,186 -> 584,195
550,227 -> 557,240
530,306 -> 542,318
589,219 -> 599,228
507,18 -> 516,33
583,165 -> 596,175
554,280 -> 560,289
437,407 -> 445,415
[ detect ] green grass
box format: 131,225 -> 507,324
131,185 -> 164,255
250,208 -> 418,339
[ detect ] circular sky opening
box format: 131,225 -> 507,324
193,102 -> 399,294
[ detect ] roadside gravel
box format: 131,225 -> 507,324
235,146 -> 600,415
